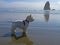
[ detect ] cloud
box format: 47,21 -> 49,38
0,1 -> 60,10
50,2 -> 60,10
57,1 -> 60,4
0,1 -> 45,10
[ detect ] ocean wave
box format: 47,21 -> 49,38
0,10 -> 60,14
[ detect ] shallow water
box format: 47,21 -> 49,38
0,11 -> 60,45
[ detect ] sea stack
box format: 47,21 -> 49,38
44,1 -> 50,10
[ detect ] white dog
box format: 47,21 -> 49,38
11,15 -> 34,37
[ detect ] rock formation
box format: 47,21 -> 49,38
44,1 -> 50,10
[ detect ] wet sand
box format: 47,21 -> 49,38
0,12 -> 60,45
0,27 -> 60,45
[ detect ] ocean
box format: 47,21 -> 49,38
0,10 -> 60,45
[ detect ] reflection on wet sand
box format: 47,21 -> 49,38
11,34 -> 33,45
44,10 -> 50,22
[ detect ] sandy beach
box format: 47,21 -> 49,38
0,12 -> 60,45
0,27 -> 60,45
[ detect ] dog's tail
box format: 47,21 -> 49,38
7,20 -> 13,23
8,20 -> 16,23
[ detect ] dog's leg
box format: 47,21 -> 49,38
11,26 -> 16,36
15,33 -> 27,40
22,29 -> 27,36
11,27 -> 19,40
15,29 -> 27,40
11,22 -> 17,36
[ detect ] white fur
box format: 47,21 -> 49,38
11,15 -> 34,35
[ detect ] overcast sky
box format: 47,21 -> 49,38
0,0 -> 60,10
